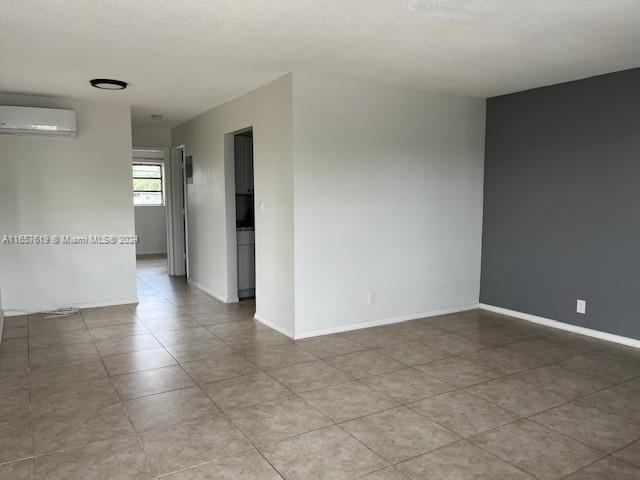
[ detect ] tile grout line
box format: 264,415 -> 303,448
8,278 -> 640,478
132,273 -> 269,478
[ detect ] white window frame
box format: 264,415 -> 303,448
132,162 -> 165,206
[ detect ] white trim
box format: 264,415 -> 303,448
293,304 -> 479,340
187,278 -> 238,304
479,303 -> 640,349
166,146 -> 178,276
254,313 -> 294,339
2,297 -> 140,317
224,133 -> 239,304
181,145 -> 190,280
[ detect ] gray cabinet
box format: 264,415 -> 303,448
237,230 -> 255,297
234,136 -> 254,194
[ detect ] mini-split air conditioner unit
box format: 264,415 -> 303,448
0,105 -> 77,137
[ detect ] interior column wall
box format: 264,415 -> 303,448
292,73 -> 486,337
171,74 -> 294,335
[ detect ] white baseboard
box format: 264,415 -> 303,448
2,297 -> 140,316
254,313 -> 294,339
479,303 -> 640,349
187,279 -> 238,304
293,304 -> 480,340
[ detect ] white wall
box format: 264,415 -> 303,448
169,72 -> 485,338
132,124 -> 171,148
292,73 -> 486,337
172,75 -> 294,335
0,94 -> 137,313
134,206 -> 167,255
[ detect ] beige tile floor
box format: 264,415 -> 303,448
1,255 -> 640,478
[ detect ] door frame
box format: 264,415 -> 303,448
224,126 -> 253,303
132,146 -> 170,261
167,144 -> 188,277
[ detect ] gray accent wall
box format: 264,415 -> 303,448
480,68 -> 640,340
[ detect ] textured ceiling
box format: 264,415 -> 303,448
2,0 -> 639,126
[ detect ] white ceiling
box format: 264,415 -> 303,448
2,0 -> 639,127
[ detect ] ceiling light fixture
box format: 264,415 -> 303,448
150,114 -> 163,121
90,78 -> 128,90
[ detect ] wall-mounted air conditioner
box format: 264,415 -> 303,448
0,105 -> 77,137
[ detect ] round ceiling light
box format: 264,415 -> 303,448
90,78 -> 128,90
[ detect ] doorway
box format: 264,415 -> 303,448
131,145 -> 189,298
131,147 -> 178,292
234,130 -> 255,299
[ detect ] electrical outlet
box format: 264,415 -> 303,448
258,200 -> 264,214
368,292 -> 376,305
576,299 -> 586,314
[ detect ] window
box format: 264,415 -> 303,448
133,163 -> 164,206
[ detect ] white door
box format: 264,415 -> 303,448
167,146 -> 188,277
